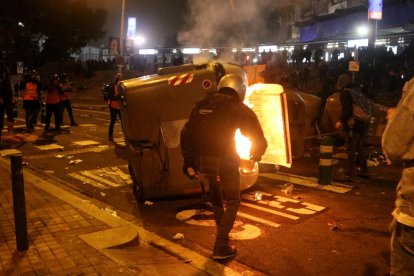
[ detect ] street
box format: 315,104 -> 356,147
0,95 -> 399,275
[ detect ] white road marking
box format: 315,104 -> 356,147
260,172 -> 353,193
35,144 -> 64,151
230,224 -> 261,240
79,124 -> 98,127
240,201 -> 299,220
68,173 -> 108,189
26,146 -> 109,159
176,209 -> 263,239
80,171 -> 122,187
242,192 -> 326,216
69,166 -> 132,189
73,140 -> 100,146
237,212 -> 280,228
0,149 -> 21,156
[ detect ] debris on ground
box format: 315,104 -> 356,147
69,159 -> 83,165
328,221 -> 343,231
172,233 -> 184,240
104,207 -> 117,217
254,192 -> 263,201
144,201 -> 154,206
281,183 -> 294,196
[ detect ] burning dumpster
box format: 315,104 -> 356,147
118,62 -> 291,201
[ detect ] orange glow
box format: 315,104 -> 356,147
235,129 -> 251,159
235,83 -> 291,168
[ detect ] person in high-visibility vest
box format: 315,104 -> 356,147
44,74 -> 63,132
108,73 -> 122,141
59,73 -> 77,126
20,70 -> 42,133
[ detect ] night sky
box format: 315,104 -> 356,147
87,0 -> 187,47
87,0 -> 307,48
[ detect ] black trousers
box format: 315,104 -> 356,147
45,103 -> 61,130
23,100 -> 40,131
108,106 -> 122,138
60,100 -> 75,125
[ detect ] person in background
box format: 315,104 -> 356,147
20,70 -> 42,133
180,74 -> 267,260
108,73 -> 122,141
59,73 -> 77,126
0,52 -> 14,143
44,74 -> 62,132
382,76 -> 414,275
335,73 -> 371,181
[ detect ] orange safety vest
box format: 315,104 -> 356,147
108,85 -> 120,109
45,87 -> 60,104
23,82 -> 39,101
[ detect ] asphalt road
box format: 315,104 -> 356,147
0,98 -> 400,275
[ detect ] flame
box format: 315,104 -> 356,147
235,129 -> 251,159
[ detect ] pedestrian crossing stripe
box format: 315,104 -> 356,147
78,124 -> 97,127
0,149 -> 21,157
69,165 -> 132,189
35,144 -> 64,151
73,140 -> 100,146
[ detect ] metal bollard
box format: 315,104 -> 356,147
10,154 -> 28,251
318,136 -> 333,185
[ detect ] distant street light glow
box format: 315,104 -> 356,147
133,36 -> 145,45
182,48 -> 201,54
18,22 -> 24,27
139,49 -> 158,55
356,25 -> 369,36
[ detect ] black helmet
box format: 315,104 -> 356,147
50,73 -> 59,81
60,73 -> 68,82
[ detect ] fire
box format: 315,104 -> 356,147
235,83 -> 291,168
235,129 -> 251,159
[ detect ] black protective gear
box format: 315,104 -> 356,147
180,93 -> 267,173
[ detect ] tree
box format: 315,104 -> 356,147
0,0 -> 107,65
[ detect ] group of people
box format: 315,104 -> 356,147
17,70 -> 78,133
0,64 -> 78,144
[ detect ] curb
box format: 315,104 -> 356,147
0,156 -> 243,275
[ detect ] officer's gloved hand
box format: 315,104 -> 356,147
183,164 -> 199,180
250,155 -> 261,163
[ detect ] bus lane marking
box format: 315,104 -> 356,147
242,191 -> 326,216
176,209 -> 263,239
69,165 -> 132,189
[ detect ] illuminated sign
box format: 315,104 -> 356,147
127,17 -> 136,38
368,0 -> 382,20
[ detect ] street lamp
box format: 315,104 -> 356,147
119,0 -> 125,72
120,0 -> 125,57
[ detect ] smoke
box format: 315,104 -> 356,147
178,0 -> 296,48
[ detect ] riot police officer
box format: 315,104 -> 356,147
180,74 -> 267,260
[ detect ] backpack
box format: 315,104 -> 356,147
102,83 -> 117,101
345,87 -> 371,122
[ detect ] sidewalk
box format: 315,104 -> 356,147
0,156 -> 238,275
